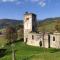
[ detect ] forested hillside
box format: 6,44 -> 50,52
0,19 -> 23,29
0,17 -> 60,32
37,17 -> 60,32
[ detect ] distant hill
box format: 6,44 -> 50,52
37,17 -> 60,32
0,17 -> 60,32
0,19 -> 23,29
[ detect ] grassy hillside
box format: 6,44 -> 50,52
37,17 -> 60,32
0,17 -> 60,60
0,41 -> 60,60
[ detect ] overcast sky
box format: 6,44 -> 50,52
0,0 -> 60,20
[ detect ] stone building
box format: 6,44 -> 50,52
50,31 -> 60,48
24,12 -> 60,48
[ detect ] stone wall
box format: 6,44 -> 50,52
50,33 -> 60,48
43,33 -> 50,48
26,33 -> 43,47
23,12 -> 60,49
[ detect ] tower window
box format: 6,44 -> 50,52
26,18 -> 29,20
53,37 -> 55,41
32,35 -> 34,39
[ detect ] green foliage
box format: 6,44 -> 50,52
0,36 -> 7,47
0,19 -> 23,29
55,24 -> 60,32
5,26 -> 17,44
17,28 -> 23,40
0,41 -> 60,60
0,18 -> 60,60
37,19 -> 60,32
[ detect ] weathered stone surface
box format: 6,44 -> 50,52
24,12 -> 60,48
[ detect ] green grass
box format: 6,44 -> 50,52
0,41 -> 60,60
0,36 -> 7,48
0,29 -> 6,32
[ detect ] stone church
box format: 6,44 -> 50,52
24,12 -> 60,48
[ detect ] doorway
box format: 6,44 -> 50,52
25,38 -> 28,44
39,41 -> 42,47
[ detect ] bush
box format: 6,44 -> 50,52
0,49 -> 7,57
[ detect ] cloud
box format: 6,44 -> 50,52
2,0 -> 17,2
25,0 -> 39,2
31,0 -> 46,7
0,0 -> 23,6
2,0 -> 7,2
16,1 -> 22,5
1,0 -> 46,7
25,0 -> 46,7
30,0 -> 39,2
39,0 -> 46,7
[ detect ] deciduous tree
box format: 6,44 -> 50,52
5,26 -> 17,60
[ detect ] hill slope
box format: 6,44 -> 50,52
0,19 -> 23,29
37,17 -> 60,32
0,17 -> 60,32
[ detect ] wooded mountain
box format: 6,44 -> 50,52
0,17 -> 60,32
0,19 -> 23,29
37,17 -> 60,32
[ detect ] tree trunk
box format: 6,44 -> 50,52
11,44 -> 15,60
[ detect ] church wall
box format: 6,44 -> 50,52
26,33 -> 43,47
50,33 -> 60,48
50,34 -> 56,48
43,34 -> 49,48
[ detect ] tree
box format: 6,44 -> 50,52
18,28 -> 23,40
55,24 -> 60,32
55,21 -> 60,32
5,26 -> 17,60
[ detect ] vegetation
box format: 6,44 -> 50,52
17,25 -> 23,40
5,26 -> 18,60
0,36 -> 7,47
37,18 -> 60,32
5,26 -> 17,43
0,17 -> 60,32
0,18 -> 60,60
0,42 -> 60,60
0,19 -> 23,29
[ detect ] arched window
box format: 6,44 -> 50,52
53,37 -> 55,41
39,41 -> 42,47
32,35 -> 34,39
26,18 -> 29,20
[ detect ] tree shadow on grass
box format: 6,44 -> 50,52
49,48 -> 60,53
0,49 -> 7,58
6,38 -> 24,45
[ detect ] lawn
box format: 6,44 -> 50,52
0,41 -> 60,60
0,36 -> 7,48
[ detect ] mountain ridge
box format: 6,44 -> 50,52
0,19 -> 23,29
0,17 -> 60,32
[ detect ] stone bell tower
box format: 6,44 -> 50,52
24,12 -> 37,42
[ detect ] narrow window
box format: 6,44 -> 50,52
25,38 -> 28,43
53,37 -> 55,41
32,35 -> 34,39
48,35 -> 50,48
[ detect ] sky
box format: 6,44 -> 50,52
0,0 -> 60,20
